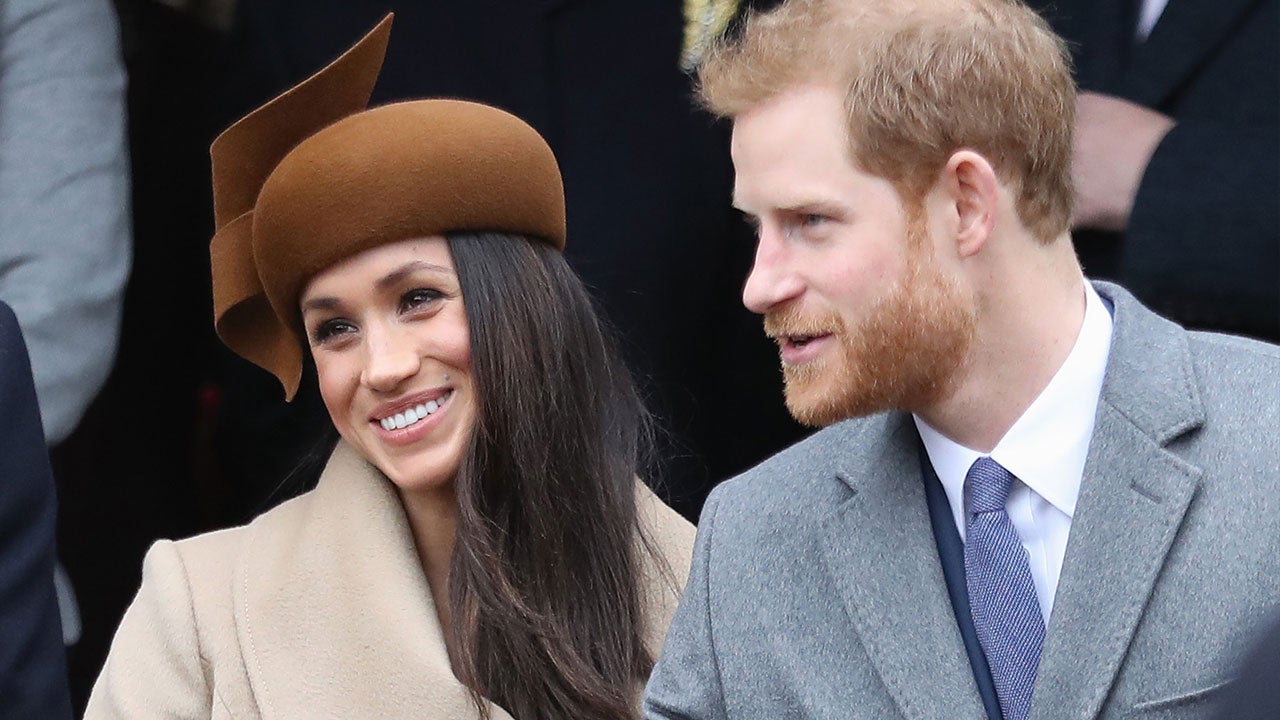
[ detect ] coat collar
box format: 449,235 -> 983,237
822,414 -> 990,719
233,442 -> 515,719
1030,282 -> 1205,719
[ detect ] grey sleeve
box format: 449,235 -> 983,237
643,489 -> 730,720
0,0 -> 132,444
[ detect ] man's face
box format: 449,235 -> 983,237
731,85 -> 976,426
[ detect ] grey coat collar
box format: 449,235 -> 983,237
1031,282 -> 1204,719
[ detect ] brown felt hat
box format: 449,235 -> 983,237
209,14 -> 566,400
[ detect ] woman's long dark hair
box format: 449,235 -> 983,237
445,232 -> 658,720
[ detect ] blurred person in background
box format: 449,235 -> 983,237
0,0 -> 131,449
0,0 -> 131,689
1031,0 -> 1279,341
0,301 -> 72,720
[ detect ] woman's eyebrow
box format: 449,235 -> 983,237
301,260 -> 454,312
300,296 -> 341,313
375,260 -> 453,292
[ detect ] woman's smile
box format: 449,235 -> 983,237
371,388 -> 455,443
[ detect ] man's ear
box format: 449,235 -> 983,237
938,150 -> 998,258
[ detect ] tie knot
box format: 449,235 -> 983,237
966,457 -> 1017,515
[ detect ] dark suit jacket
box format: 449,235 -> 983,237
0,301 -> 72,719
645,282 -> 1280,719
1033,0 -> 1279,340
1215,608 -> 1280,720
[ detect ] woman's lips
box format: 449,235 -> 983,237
370,389 -> 453,446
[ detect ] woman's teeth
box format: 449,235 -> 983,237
379,392 -> 450,431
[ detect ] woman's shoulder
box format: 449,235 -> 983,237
168,441 -> 372,572
84,490 -> 327,719
634,481 -> 697,655
165,489 -> 321,580
636,481 -> 695,565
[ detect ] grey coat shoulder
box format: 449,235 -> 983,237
700,414 -> 893,526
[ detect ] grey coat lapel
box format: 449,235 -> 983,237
1031,283 -> 1205,720
821,414 -> 987,720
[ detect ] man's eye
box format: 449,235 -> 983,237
400,288 -> 443,312
801,213 -> 827,227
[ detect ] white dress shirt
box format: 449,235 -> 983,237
1137,0 -> 1171,41
914,283 -> 1113,622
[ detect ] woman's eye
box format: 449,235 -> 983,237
400,287 -> 443,312
311,319 -> 356,345
800,213 -> 827,228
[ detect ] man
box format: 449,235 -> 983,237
644,1 -> 1280,718
0,301 -> 72,719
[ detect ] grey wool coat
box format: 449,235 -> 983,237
644,282 -> 1280,720
86,442 -> 695,719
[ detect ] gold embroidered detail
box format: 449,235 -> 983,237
681,0 -> 742,71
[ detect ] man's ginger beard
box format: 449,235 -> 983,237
764,219 -> 977,427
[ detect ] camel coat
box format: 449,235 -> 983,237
85,442 -> 696,719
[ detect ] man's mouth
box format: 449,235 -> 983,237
775,331 -> 832,348
771,331 -> 836,366
784,334 -> 818,348
376,390 -> 453,431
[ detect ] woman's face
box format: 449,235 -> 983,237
300,236 -> 476,498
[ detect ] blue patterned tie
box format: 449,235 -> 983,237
964,457 -> 1045,720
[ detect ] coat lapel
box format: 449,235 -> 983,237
821,414 -> 988,720
1031,283 -> 1205,720
232,442 -> 514,720
1121,0 -> 1262,106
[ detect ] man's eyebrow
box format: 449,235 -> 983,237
732,198 -> 846,217
778,199 -> 845,217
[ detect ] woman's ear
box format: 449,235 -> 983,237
938,150 -> 998,259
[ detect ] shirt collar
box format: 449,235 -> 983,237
914,283 -> 1113,531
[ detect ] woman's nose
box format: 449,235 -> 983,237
360,327 -> 421,392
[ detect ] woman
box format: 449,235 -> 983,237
85,17 -> 694,720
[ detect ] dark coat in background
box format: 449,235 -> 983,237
218,0 -> 806,520
0,301 -> 72,720
1216,608 -> 1280,720
1033,0 -> 1279,340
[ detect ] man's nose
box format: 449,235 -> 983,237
360,325 -> 421,392
742,227 -> 803,314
